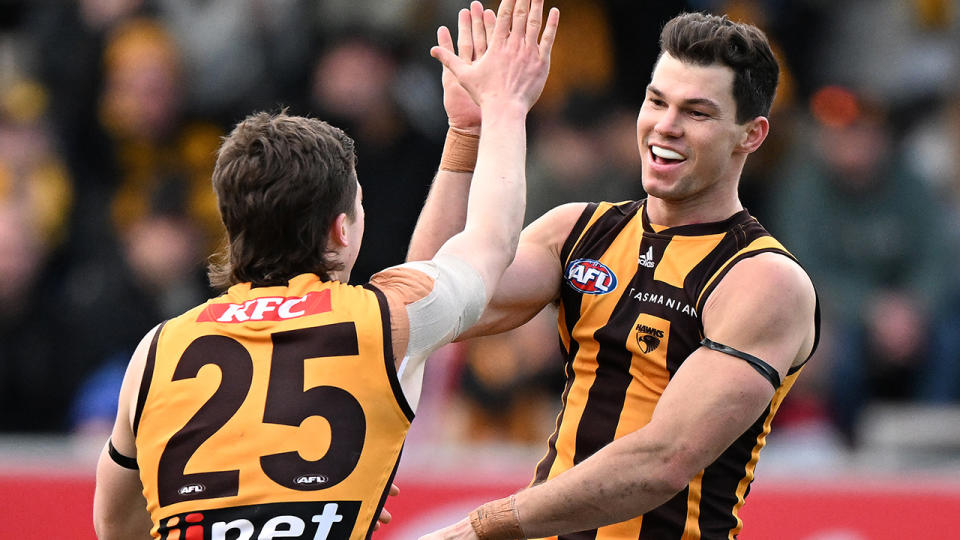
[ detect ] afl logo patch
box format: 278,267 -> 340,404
178,483 -> 206,496
565,259 -> 617,295
295,474 -> 329,486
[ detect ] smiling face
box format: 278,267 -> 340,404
637,53 -> 767,218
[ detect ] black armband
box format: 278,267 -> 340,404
700,338 -> 781,389
108,439 -> 139,470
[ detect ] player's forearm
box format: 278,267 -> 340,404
523,438 -> 684,536
433,105 -> 527,296
407,167 -> 472,262
467,433 -> 687,539
94,446 -> 153,540
93,489 -> 153,540
459,105 -> 528,264
95,519 -> 153,540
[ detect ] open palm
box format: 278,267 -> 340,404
438,2 -> 494,133
432,0 -> 559,115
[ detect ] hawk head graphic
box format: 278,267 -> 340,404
637,333 -> 661,354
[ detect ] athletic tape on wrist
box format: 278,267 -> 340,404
469,494 -> 524,540
439,127 -> 480,172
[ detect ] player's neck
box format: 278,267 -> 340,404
322,252 -> 353,284
327,265 -> 352,284
646,192 -> 743,228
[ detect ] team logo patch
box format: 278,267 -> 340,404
635,323 -> 664,354
565,258 -> 617,295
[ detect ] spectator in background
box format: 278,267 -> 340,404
0,81 -> 77,432
0,203 -> 70,432
27,0 -> 145,209
771,87 -> 956,443
310,36 -> 440,283
63,17 -> 226,434
99,17 -> 224,252
0,80 -> 74,252
905,86 -> 960,403
67,18 -> 227,434
153,0 -> 316,124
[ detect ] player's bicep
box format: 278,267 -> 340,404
94,326 -> 158,539
701,253 -> 817,379
107,324 -> 161,459
645,257 -> 816,477
646,346 -> 776,477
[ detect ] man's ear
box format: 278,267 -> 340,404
737,116 -> 770,154
329,212 -> 350,247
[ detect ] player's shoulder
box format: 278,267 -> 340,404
727,252 -> 813,296
538,201 -> 593,223
523,202 -> 592,246
369,262 -> 438,305
704,252 -> 818,367
708,252 -> 816,321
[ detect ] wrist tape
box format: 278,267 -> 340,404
439,127 -> 480,172
469,494 -> 524,540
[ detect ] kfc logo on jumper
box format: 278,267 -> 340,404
566,259 -> 618,295
159,501 -> 361,540
197,290 -> 332,323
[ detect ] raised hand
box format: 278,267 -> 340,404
438,2 -> 495,134
431,0 -> 560,114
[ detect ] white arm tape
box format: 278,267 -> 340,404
404,253 -> 486,356
395,253 -> 486,412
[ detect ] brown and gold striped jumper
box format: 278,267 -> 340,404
135,274 -> 413,540
534,200 -> 819,540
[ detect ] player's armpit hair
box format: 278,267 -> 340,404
700,338 -> 780,389
108,439 -> 139,470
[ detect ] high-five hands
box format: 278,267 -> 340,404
437,2 -> 494,134
431,0 -> 559,115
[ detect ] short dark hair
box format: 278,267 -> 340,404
208,111 -> 358,290
659,12 -> 779,123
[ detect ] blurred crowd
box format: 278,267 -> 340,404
0,0 -> 958,453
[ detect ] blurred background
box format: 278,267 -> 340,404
0,0 -> 958,538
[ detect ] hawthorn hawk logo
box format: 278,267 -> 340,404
635,323 -> 664,354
